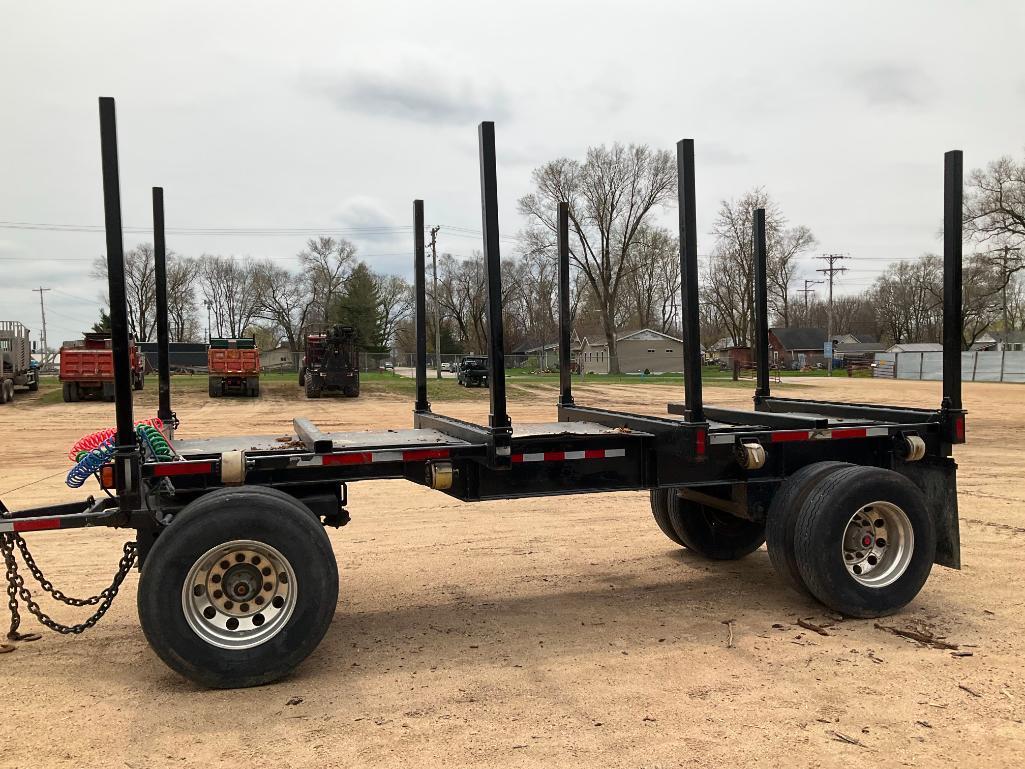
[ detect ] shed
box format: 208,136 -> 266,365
580,328 -> 690,374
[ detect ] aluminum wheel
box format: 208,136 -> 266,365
182,539 -> 297,649
841,501 -> 914,588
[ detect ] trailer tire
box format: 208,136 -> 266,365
0,381 -> 9,404
765,461 -> 853,594
305,378 -> 322,399
649,489 -> 686,546
138,487 -> 338,688
793,465 -> 935,618
665,490 -> 765,560
208,380 -> 220,398
62,382 -> 78,403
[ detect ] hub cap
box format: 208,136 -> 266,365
182,540 -> 297,649
841,502 -> 914,588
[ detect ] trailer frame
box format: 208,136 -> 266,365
0,97 -> 967,687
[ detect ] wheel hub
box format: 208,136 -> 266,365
182,540 -> 297,649
841,502 -> 913,588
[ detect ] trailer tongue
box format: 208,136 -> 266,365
0,97 -> 966,689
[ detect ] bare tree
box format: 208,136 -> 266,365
519,143 -> 676,373
92,243 -> 158,340
197,255 -> 263,338
621,225 -> 680,334
376,273 -> 412,347
166,255 -> 201,342
253,262 -> 315,352
299,237 -> 357,322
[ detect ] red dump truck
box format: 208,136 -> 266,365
60,332 -> 144,402
208,337 -> 260,397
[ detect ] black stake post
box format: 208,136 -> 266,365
557,201 -> 574,406
478,122 -> 510,431
942,150 -> 963,413
677,139 -> 704,423
98,97 -> 140,508
413,199 -> 430,414
752,207 -> 771,401
152,187 -> 175,433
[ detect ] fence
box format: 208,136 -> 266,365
876,351 -> 1025,383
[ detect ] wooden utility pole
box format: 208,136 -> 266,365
33,286 -> 51,370
816,254 -> 849,374
798,278 -> 822,319
428,226 -> 442,379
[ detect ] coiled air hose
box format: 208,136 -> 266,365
66,420 -> 175,489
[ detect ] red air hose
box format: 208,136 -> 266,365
68,417 -> 165,461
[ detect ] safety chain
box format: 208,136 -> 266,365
2,526 -> 137,643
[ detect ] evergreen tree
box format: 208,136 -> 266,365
91,308 -> 112,333
331,262 -> 386,352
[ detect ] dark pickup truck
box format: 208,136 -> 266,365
456,356 -> 489,387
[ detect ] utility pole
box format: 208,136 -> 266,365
816,254 -> 849,375
428,225 -> 442,379
204,299 -> 213,341
798,278 -> 822,318
33,287 -> 51,370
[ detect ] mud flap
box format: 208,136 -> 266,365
897,456 -> 960,569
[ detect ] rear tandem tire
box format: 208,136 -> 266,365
664,490 -> 766,560
649,489 -> 686,546
137,487 -> 339,688
792,465 -> 936,618
765,461 -> 853,595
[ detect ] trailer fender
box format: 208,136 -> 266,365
896,457 -> 960,570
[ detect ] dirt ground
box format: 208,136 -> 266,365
1,376 -> 1023,768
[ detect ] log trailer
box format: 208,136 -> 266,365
0,98 -> 966,689
0,321 -> 39,404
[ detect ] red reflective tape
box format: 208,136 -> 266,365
14,519 -> 61,532
955,416 -> 966,442
402,448 -> 451,462
323,452 -> 373,466
584,449 -> 605,459
830,428 -> 867,440
543,451 -> 565,461
770,431 -> 810,443
511,454 -> 524,463
153,461 -> 214,477
695,428 -> 707,456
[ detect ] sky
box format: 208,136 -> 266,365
1,0 -> 1023,347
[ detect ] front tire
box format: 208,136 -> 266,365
664,490 -> 765,560
793,465 -> 935,618
138,487 -> 339,688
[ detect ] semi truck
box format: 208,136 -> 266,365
59,332 -> 144,402
208,338 -> 260,398
0,321 -> 39,404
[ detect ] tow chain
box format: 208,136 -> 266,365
1,522 -> 137,650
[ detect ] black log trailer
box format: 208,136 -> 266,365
0,99 -> 966,688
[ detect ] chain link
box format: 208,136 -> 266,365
2,525 -> 137,638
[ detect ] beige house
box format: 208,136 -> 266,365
579,329 -> 687,374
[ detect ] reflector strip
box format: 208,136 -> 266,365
152,461 -> 214,477
709,426 -> 890,446
0,518 -> 63,533
511,448 -> 626,463
770,430 -> 810,443
319,448 -> 452,466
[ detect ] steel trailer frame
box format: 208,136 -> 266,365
0,98 -> 967,684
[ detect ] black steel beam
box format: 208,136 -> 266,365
942,150 -> 963,412
759,396 -> 939,425
413,411 -> 492,445
413,199 -> 430,413
558,404 -> 685,435
152,187 -> 175,430
694,405 -> 828,430
677,139 -> 704,422
98,97 -> 140,509
293,417 -> 333,453
557,201 -> 574,406
478,122 -> 510,431
752,207 -> 770,400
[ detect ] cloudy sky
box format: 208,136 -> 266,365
2,0 -> 1023,347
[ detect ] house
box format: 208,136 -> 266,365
579,328 -> 690,374
768,327 -> 827,368
137,342 -> 209,373
520,336 -> 583,369
260,345 -> 298,371
834,340 -> 886,361
887,342 -> 944,354
969,332 -> 998,352
834,332 -> 878,345
997,330 -> 1025,352
706,337 -> 752,367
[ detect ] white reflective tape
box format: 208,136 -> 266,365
520,452 -> 546,462
709,434 -> 736,445
371,451 -> 403,463
563,450 -> 586,460
605,448 -> 626,458
865,427 -> 890,437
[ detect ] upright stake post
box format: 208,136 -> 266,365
152,187 -> 175,434
413,200 -> 430,414
942,150 -> 963,412
98,97 -> 140,509
557,201 -> 574,406
752,207 -> 771,401
478,121 -> 510,430
677,139 -> 704,423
